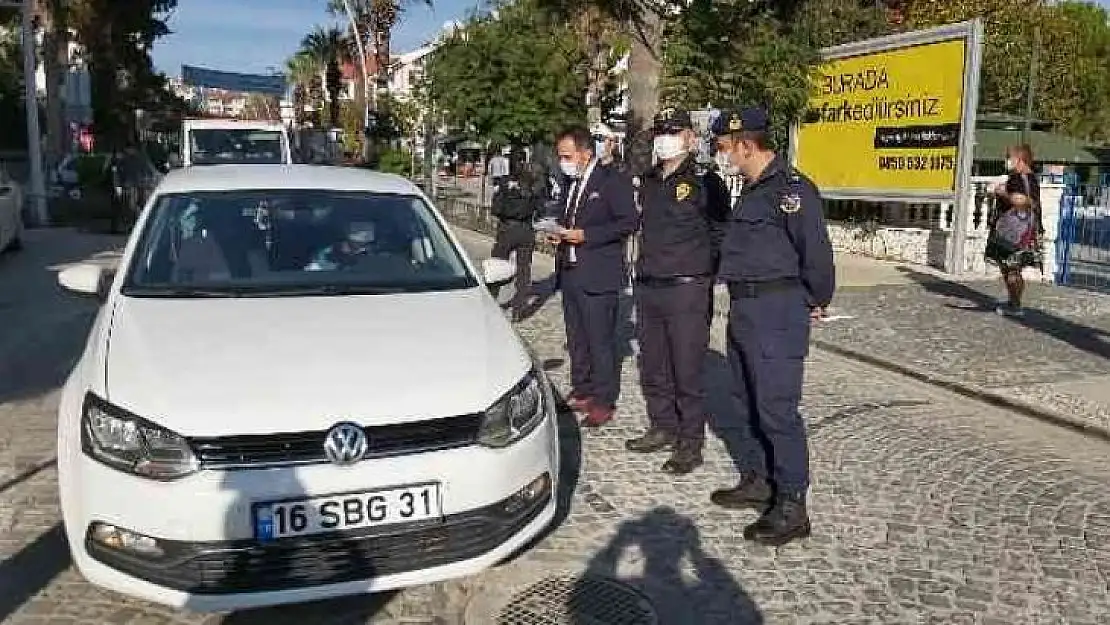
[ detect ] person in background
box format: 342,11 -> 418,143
986,144 -> 1043,316
488,148 -> 511,190
707,107 -> 835,547
624,107 -> 731,475
593,124 -> 620,167
550,126 -> 639,428
490,160 -> 539,322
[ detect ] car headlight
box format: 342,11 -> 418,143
80,394 -> 199,480
477,372 -> 548,448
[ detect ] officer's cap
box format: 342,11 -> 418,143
710,107 -> 770,137
652,107 -> 693,134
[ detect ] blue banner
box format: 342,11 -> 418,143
182,65 -> 287,96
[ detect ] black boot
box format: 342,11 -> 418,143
709,472 -> 773,511
624,428 -> 676,453
742,492 -> 811,547
661,439 -> 703,475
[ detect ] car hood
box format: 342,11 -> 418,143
103,287 -> 530,437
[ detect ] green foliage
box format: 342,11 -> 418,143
376,148 -> 414,175
424,0 -> 588,145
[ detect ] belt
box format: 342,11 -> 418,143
727,277 -> 800,298
635,275 -> 709,287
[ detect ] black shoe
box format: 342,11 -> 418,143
624,428 -> 676,453
709,473 -> 773,511
661,439 -> 703,475
742,492 -> 811,547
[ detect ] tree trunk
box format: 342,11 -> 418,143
38,0 -> 69,167
624,8 -> 663,177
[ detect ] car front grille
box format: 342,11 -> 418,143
189,414 -> 484,469
85,486 -> 551,595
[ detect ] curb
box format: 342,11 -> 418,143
809,339 -> 1110,443
439,216 -> 1110,443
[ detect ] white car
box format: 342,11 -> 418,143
55,164 -> 559,611
180,119 -> 294,166
0,167 -> 24,252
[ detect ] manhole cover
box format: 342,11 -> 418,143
495,574 -> 657,625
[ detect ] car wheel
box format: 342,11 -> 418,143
7,235 -> 21,252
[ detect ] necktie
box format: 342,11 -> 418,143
564,179 -> 580,263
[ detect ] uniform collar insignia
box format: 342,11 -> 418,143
780,192 -> 801,214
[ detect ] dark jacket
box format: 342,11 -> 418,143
556,163 -> 639,293
637,155 -> 731,279
718,156 -> 835,308
491,176 -> 537,223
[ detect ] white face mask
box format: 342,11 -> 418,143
560,160 -> 581,178
1005,158 -> 1015,171
595,141 -> 608,159
653,135 -> 686,161
715,152 -> 739,176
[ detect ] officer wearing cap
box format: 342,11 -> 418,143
624,106 -> 731,474
707,107 -> 835,546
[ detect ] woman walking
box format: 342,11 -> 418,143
985,144 -> 1043,316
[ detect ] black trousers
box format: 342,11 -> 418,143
490,221 -> 535,311
560,268 -> 620,409
636,280 -> 712,441
725,284 -> 811,493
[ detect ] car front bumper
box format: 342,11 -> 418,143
62,410 -> 560,612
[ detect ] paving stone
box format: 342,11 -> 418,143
1,228 -> 1110,624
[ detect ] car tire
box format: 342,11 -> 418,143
7,236 -> 21,252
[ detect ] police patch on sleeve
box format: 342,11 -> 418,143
676,182 -> 693,201
779,192 -> 802,214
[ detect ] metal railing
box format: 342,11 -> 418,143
1057,183 -> 1110,292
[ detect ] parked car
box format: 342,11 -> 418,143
49,152 -> 163,209
0,166 -> 24,252
55,164 -> 558,611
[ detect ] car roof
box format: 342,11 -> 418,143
184,119 -> 285,130
155,165 -> 420,195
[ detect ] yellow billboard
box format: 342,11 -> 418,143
794,26 -> 979,201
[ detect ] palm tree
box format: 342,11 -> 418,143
326,0 -> 432,111
286,52 -> 323,127
300,26 -> 351,129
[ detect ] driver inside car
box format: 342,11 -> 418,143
304,221 -> 379,271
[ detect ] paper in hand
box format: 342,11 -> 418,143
533,218 -> 567,235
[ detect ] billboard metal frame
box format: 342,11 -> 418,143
789,19 -> 985,274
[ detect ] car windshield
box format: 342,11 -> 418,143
122,189 -> 477,297
190,129 -> 284,165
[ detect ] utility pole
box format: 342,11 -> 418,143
1022,25 -> 1041,143
2,0 -> 49,225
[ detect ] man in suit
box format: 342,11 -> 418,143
550,126 -> 639,427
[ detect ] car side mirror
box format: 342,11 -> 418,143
481,258 -> 515,287
58,263 -> 107,300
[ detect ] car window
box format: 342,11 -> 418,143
122,189 -> 477,296
190,129 -> 284,165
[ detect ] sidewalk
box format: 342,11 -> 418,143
794,267 -> 1110,437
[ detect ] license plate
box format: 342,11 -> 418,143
253,483 -> 441,541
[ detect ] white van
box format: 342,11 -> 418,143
180,119 -> 294,166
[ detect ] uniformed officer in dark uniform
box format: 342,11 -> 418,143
707,107 -> 835,547
490,161 -> 539,321
625,107 -> 731,474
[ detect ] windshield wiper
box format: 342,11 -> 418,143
232,284 -> 410,297
121,286 -> 245,298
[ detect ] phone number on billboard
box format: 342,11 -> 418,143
876,155 -> 956,171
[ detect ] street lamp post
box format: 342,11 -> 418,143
1,0 -> 48,226
339,0 -> 371,130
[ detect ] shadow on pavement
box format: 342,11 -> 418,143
0,229 -> 125,407
0,523 -> 71,622
897,266 -> 1110,361
578,506 -> 762,624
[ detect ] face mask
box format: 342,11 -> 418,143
560,160 -> 581,178
595,141 -> 608,159
715,152 -> 739,176
653,135 -> 686,161
1005,158 -> 1015,171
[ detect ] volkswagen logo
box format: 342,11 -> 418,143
323,423 -> 368,465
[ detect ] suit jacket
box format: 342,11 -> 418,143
556,163 -> 639,294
